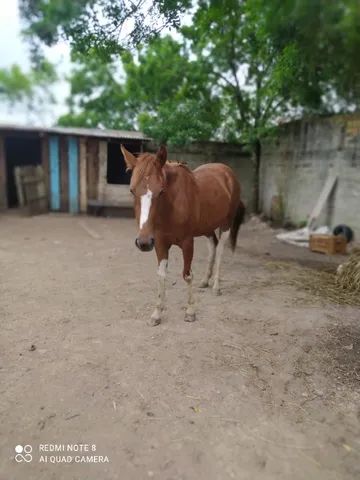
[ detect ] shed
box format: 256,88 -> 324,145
0,124 -> 149,214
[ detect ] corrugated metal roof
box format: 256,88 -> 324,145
0,123 -> 149,141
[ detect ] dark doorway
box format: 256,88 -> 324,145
5,136 -> 42,207
107,141 -> 135,185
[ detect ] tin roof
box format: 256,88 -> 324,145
0,123 -> 149,141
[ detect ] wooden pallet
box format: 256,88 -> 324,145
14,165 -> 48,215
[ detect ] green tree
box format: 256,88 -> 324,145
22,0 -> 360,209
0,65 -> 32,104
183,0 -> 360,210
58,50 -> 135,130
258,0 -> 360,107
58,37 -> 221,144
20,0 -> 191,58
0,60 -> 57,112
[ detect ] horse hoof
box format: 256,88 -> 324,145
184,312 -> 196,322
199,280 -> 209,288
148,316 -> 161,326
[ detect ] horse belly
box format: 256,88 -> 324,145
193,164 -> 240,236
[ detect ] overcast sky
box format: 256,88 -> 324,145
0,0 -> 70,125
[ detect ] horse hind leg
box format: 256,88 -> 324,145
212,201 -> 245,295
199,232 -> 218,288
212,229 -> 230,295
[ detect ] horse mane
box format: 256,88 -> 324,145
134,152 -> 192,172
165,160 -> 192,172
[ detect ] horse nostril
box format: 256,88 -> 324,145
135,236 -> 154,251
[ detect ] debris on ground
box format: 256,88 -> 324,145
246,215 -> 272,231
78,220 -> 102,239
276,226 -> 331,248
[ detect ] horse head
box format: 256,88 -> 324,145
121,145 -> 167,252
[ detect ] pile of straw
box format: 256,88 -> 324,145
265,260 -> 360,306
336,248 -> 360,294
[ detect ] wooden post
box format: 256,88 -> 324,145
97,140 -> 108,203
41,133 -> 49,208
79,137 -> 87,213
87,138 -> 99,201
0,134 -> 7,209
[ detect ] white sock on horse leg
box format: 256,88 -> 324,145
200,237 -> 216,287
184,272 -> 196,321
213,230 -> 230,294
150,259 -> 167,325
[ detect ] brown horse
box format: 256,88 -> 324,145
121,145 -> 245,326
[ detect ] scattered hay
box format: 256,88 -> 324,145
336,248 -> 360,294
265,260 -> 360,306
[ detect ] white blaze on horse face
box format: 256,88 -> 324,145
140,189 -> 153,229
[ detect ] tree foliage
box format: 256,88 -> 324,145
20,0 -> 360,211
21,0 -> 360,144
259,0 -> 360,106
0,59 -> 57,110
20,0 -> 191,59
58,37 -> 221,144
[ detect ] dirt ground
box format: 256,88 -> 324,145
1,213 -> 359,480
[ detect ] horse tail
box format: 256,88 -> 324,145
230,200 -> 246,252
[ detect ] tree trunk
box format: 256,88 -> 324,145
252,138 -> 261,214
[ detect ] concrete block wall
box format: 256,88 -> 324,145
260,115 -> 360,237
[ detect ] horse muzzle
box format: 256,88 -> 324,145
135,236 -> 155,252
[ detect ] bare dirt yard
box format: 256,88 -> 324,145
1,213 -> 359,480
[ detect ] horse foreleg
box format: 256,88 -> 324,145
213,229 -> 230,295
149,243 -> 169,326
199,232 -> 217,288
182,238 -> 196,322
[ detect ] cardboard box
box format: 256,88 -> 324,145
309,234 -> 347,255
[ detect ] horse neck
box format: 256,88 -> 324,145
155,164 -> 197,226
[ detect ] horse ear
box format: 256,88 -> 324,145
156,145 -> 167,167
121,145 -> 137,171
